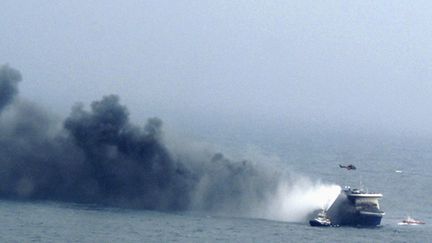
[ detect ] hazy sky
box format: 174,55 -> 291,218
2,0 -> 432,137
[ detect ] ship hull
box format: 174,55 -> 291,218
325,188 -> 384,227
339,212 -> 383,226
358,213 -> 382,226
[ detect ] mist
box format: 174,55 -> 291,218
2,1 -> 432,139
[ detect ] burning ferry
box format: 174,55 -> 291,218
310,187 -> 384,227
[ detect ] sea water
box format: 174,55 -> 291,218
0,138 -> 431,242
0,199 -> 429,242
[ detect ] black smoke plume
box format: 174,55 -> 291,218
0,64 -> 283,214
0,65 -> 21,112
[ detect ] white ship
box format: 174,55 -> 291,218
312,187 -> 385,227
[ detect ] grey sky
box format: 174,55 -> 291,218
2,0 -> 432,137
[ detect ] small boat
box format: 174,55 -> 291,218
339,164 -> 356,170
309,211 -> 331,227
398,216 -> 425,225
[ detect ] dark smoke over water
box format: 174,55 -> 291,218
0,65 -> 21,111
0,65 -> 339,221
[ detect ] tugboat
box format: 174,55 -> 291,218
325,187 -> 385,227
309,210 -> 331,227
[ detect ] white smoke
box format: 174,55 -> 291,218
262,178 -> 341,222
168,132 -> 341,222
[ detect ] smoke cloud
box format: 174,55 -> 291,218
0,65 -> 21,112
0,64 -> 338,222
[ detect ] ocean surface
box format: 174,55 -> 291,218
1,136 -> 431,242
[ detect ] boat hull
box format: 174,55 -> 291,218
309,219 -> 331,227
340,212 -> 383,226
326,189 -> 384,227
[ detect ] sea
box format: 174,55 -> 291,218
1,132 -> 431,242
